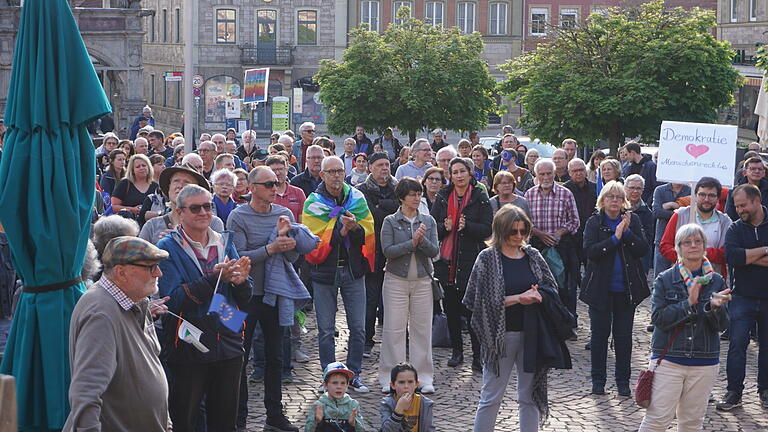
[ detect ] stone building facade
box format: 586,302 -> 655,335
0,0 -> 147,137
141,0 -> 348,136
716,0 -> 764,142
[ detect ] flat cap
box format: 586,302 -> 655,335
368,152 -> 389,165
102,236 -> 169,267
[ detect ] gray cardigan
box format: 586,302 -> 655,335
380,208 -> 439,279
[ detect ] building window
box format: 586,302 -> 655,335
530,8 -> 548,36
162,9 -> 168,42
297,10 -> 317,45
361,1 -> 380,31
560,8 -> 577,28
257,10 -> 278,45
216,9 -> 237,44
590,7 -> 608,17
150,74 -> 155,104
205,75 -> 242,123
426,2 -> 444,27
457,2 -> 475,34
731,0 -> 737,22
148,14 -> 155,42
750,0 -> 757,21
489,2 -> 508,35
175,8 -> 181,43
393,1 -> 412,25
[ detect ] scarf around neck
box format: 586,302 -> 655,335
439,184 -> 474,281
677,257 -> 714,288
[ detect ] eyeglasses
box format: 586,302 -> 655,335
303,129 -> 316,133
180,202 -> 214,214
252,181 -> 279,189
680,239 -> 704,247
625,186 -> 643,191
604,194 -> 624,201
696,192 -> 718,200
129,263 -> 160,272
214,183 -> 234,188
306,155 -> 324,160
323,169 -> 346,176
509,229 -> 529,236
425,177 -> 443,182
747,166 -> 765,172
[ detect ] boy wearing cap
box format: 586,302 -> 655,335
65,236 -> 171,432
305,362 -> 367,432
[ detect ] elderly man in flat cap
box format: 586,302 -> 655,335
64,236 -> 171,432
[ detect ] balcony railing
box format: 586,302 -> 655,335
240,45 -> 293,66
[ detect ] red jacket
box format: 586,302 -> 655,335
659,211 -> 727,278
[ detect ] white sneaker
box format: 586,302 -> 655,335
350,377 -> 369,393
420,384 -> 435,394
292,349 -> 310,363
381,385 -> 390,393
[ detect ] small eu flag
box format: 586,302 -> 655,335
208,293 -> 247,333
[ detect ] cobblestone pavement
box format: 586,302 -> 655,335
244,298 -> 765,431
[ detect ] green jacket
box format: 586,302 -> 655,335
305,393 -> 367,432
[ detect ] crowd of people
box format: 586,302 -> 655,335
16,110 -> 763,432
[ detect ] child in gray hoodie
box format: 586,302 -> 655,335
379,363 -> 435,432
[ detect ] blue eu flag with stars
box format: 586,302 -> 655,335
208,293 -> 247,333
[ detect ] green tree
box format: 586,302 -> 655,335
499,0 -> 741,154
315,7 -> 497,143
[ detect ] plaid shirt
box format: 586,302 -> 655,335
98,276 -> 136,311
524,183 -> 580,234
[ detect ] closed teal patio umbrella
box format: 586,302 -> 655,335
0,0 -> 111,430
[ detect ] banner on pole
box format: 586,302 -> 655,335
243,68 -> 269,104
656,121 -> 738,188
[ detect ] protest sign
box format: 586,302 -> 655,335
243,68 -> 269,104
656,121 -> 738,187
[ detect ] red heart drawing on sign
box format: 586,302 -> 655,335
685,144 -> 709,159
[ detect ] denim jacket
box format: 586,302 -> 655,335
650,267 -> 729,359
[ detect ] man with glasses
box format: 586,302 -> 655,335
157,184 -> 254,431
197,140 -> 218,179
395,138 -> 433,180
291,144 -> 324,198
435,145 -> 457,183
659,177 -> 732,276
212,133 -> 248,170
227,166 -> 307,432
726,156 -> 768,220
551,149 -> 571,184
356,153 -> 399,357
66,236 -> 171,432
294,121 -> 317,171
303,156 -> 373,393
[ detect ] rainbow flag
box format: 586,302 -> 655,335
302,183 -> 375,272
243,67 -> 269,103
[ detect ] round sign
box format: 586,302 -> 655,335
192,75 -> 204,88
192,87 -> 202,97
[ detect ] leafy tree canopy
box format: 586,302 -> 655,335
315,7 -> 497,142
499,0 -> 741,153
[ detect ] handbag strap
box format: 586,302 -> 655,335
654,323 -> 685,368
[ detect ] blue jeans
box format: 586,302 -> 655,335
313,266 -> 366,376
589,292 -> 635,386
726,295 -> 768,394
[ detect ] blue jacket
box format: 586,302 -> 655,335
263,223 -> 319,325
129,115 -> 155,140
724,206 -> 768,299
157,228 -> 252,363
652,183 -> 691,242
650,267 -> 728,359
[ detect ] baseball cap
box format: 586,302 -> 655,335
323,362 -> 355,382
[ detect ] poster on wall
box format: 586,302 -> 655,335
656,121 -> 738,187
225,99 -> 241,119
205,76 -> 241,123
243,68 -> 270,104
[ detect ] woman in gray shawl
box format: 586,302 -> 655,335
463,204 -> 574,432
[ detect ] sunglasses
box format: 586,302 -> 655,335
129,263 -> 160,272
509,229 -> 529,236
180,202 -> 214,214
252,181 -> 280,189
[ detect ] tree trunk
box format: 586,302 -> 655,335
607,122 -> 622,156
408,130 -> 417,145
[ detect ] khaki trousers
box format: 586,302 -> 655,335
378,272 -> 434,388
638,360 -> 718,432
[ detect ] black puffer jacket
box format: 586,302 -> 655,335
580,211 -> 650,311
356,175 -> 399,272
431,183 -> 492,291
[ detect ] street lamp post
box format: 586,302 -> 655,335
183,0 -> 194,154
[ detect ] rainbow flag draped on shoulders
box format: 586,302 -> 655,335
303,183 -> 375,271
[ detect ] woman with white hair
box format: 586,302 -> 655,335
524,148 -> 540,172
580,180 -> 649,397
236,129 -> 259,164
211,169 -> 239,225
624,174 -> 655,274
639,224 -> 731,432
